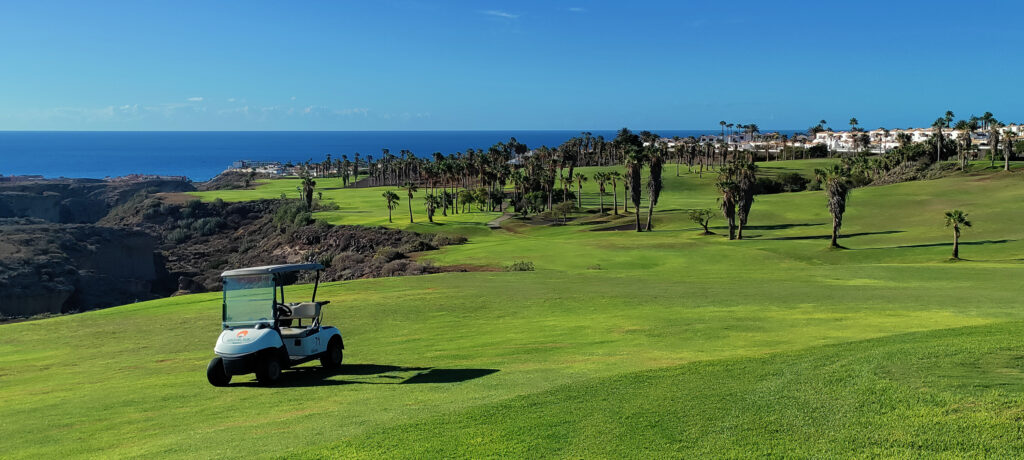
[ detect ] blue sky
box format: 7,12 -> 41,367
1,0 -> 1021,131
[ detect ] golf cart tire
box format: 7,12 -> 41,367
255,350 -> 284,385
321,337 -> 343,369
207,357 -> 231,387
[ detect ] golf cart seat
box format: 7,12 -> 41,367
282,302 -> 320,320
279,302 -> 321,338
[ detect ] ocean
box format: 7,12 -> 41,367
0,130 -> 797,181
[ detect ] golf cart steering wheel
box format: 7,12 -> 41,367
274,303 -> 292,318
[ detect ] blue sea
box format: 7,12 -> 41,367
0,130 -> 794,181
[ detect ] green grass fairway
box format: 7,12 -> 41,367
4,161 -> 1024,458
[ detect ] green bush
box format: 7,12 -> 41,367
374,246 -> 403,262
504,260 -> 535,272
432,233 -> 467,247
166,228 -> 189,244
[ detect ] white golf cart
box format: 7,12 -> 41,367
206,263 -> 344,386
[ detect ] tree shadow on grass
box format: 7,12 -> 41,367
877,239 -> 1014,250
757,230 -> 905,241
231,364 -> 498,388
742,222 -> 826,230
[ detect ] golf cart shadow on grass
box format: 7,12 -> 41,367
231,364 -> 499,387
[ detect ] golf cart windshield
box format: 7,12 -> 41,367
223,274 -> 275,326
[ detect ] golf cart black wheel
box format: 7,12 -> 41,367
207,357 -> 231,387
321,337 -> 343,370
255,354 -> 283,385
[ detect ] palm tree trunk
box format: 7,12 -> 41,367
599,191 -> 604,214
408,199 -> 414,223
830,216 -> 840,248
645,200 -> 654,231
388,208 -> 393,223
634,207 -> 642,232
612,184 -> 618,215
952,228 -> 960,259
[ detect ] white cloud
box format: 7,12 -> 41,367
567,7 -> 586,12
186,96 -> 204,102
290,96 -> 296,101
482,10 -> 519,19
227,98 -> 236,102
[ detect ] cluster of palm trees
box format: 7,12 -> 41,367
714,159 -> 758,240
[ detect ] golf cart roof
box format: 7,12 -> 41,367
221,263 -> 324,277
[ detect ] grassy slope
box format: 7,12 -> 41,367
3,160 -> 1024,458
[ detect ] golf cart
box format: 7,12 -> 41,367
206,263 -> 343,386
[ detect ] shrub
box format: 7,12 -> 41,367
191,217 -> 225,236
332,252 -> 366,268
373,246 -> 403,262
318,253 -> 335,268
432,233 -> 467,247
400,240 -> 435,254
504,260 -> 535,272
166,228 -> 189,244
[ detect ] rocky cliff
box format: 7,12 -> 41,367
0,219 -> 168,317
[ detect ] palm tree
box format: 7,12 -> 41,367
943,209 -> 971,259
645,148 -> 664,231
944,110 -> 954,128
608,171 -> 621,216
300,171 -> 316,210
573,172 -> 588,208
1003,129 -> 1016,171
735,160 -> 757,239
402,182 -> 418,223
716,173 -> 739,240
720,120 -> 726,141
423,194 -> 440,223
625,147 -> 645,232
382,190 -> 400,223
816,165 -> 852,248
593,172 -> 608,214
989,120 -> 1004,168
932,117 -> 946,163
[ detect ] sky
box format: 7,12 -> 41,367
1,0 -> 1022,131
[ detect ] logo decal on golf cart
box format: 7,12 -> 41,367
236,330 -> 248,337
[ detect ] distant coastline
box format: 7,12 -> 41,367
0,130 -> 802,181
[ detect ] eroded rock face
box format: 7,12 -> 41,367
0,219 -> 166,317
0,179 -> 195,224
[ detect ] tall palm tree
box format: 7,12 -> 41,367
423,194 -> 440,223
382,190 -> 400,223
402,182 -> 418,223
1003,129 -> 1016,171
625,147 -> 645,232
989,120 -> 1003,168
644,148 -> 664,231
816,165 -> 852,248
301,171 -> 316,210
593,172 -> 608,214
573,172 -> 588,208
932,117 -> 946,163
735,160 -> 758,239
943,209 -> 971,259
715,171 -> 739,240
608,171 -> 621,216
953,119 -> 970,170
720,120 -> 727,141
944,110 -> 955,128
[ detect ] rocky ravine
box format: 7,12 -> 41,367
0,178 -> 466,319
